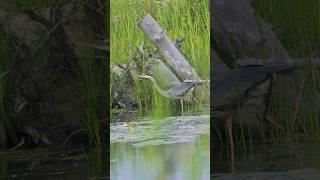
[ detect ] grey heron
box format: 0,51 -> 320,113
139,74 -> 207,114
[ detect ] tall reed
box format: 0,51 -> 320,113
0,33 -> 17,148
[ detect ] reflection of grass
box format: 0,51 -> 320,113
111,0 -> 210,113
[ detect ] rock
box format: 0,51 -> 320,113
111,64 -> 138,109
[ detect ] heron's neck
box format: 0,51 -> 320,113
146,76 -> 171,98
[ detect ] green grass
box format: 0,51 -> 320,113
0,32 -> 18,148
79,50 -> 104,146
78,4 -> 109,147
268,63 -> 320,142
252,0 -> 320,57
110,0 -> 210,114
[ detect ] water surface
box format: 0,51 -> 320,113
110,113 -> 210,180
213,142 -> 320,179
0,148 -> 107,179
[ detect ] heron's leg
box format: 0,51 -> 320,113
226,116 -> 235,173
180,99 -> 184,116
10,137 -> 25,150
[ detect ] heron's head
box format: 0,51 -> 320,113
138,74 -> 153,80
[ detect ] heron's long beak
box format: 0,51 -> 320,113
183,79 -> 210,85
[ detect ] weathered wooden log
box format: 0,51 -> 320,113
145,58 -> 182,90
139,14 -> 200,81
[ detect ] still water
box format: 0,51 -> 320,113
213,142 -> 320,179
0,148 -> 107,179
110,113 -> 210,180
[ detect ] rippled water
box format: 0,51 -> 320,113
110,114 -> 210,180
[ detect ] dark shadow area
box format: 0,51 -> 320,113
0,0 -> 109,178
211,0 -> 320,179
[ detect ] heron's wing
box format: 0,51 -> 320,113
168,83 -> 194,98
183,80 -> 208,85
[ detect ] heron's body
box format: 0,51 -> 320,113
139,74 -> 204,100
139,74 -> 207,115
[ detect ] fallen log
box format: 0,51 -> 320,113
139,14 -> 200,81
